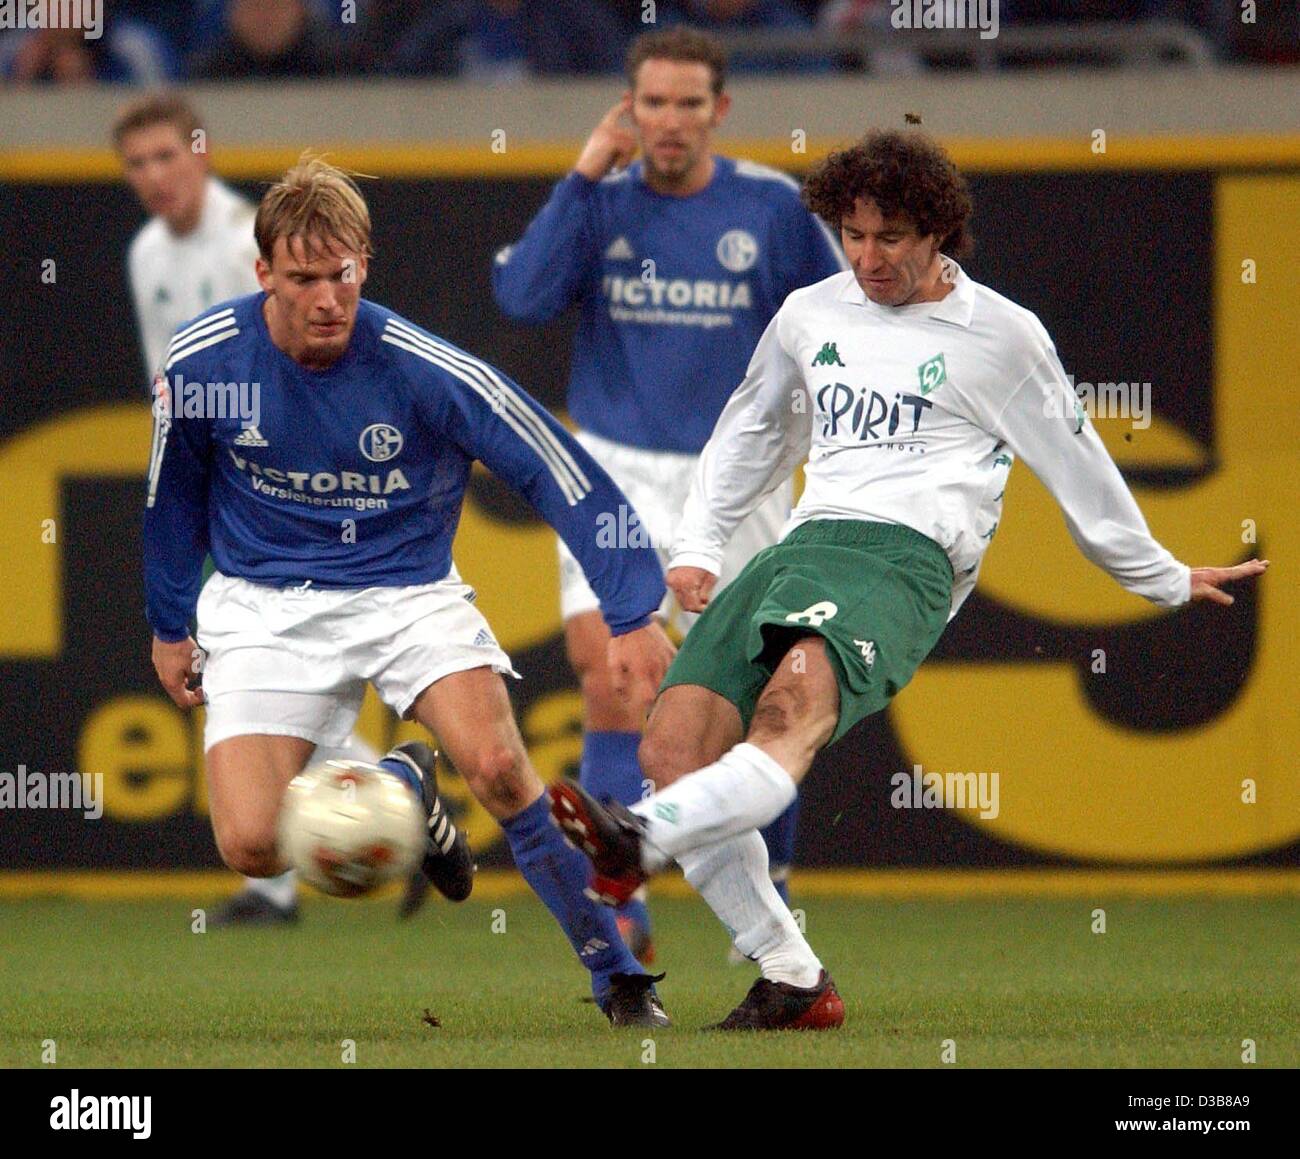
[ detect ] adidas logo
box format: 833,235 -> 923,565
604,236 -> 634,261
232,425 -> 268,447
472,628 -> 494,648
580,937 -> 610,958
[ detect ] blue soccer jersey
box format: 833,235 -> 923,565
492,156 -> 845,453
142,294 -> 665,642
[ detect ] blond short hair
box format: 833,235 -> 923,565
254,154 -> 373,264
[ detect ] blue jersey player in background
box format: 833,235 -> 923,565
493,27 -> 845,964
143,157 -> 677,1026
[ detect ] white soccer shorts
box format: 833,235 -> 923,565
557,428 -> 793,634
196,569 -> 517,751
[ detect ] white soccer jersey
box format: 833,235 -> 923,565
671,263 -> 1190,618
127,178 -> 259,376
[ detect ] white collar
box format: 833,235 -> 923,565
168,177 -> 230,243
835,257 -> 976,328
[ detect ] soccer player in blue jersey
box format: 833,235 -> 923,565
115,91 -> 389,928
493,26 -> 845,963
143,157 -> 676,1026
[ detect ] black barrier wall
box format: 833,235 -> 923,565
0,170 -> 1295,869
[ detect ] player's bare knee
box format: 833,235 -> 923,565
748,695 -> 793,743
461,744 -> 529,813
750,680 -> 825,739
216,829 -> 280,878
638,728 -> 696,788
579,667 -> 649,732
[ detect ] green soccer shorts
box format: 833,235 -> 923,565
662,520 -> 953,745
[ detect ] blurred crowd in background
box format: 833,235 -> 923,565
2,0 -> 1297,86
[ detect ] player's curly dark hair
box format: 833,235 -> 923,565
802,130 -> 974,257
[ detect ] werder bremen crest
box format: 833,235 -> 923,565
918,352 -> 947,395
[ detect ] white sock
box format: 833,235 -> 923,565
678,832 -> 823,988
245,870 -> 296,908
629,743 -> 797,871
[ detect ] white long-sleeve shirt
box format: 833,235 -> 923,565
671,263 -> 1190,618
127,178 -> 260,377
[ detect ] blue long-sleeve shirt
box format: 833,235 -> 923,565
493,156 -> 846,453
143,294 -> 665,642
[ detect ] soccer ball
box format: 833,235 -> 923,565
278,760 -> 425,898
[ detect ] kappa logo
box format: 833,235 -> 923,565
918,352 -> 947,395
716,229 -> 758,272
812,342 -> 845,368
232,425 -> 268,447
359,423 -> 403,462
605,236 -> 635,261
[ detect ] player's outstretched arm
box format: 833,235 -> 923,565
984,337 -> 1208,607
152,635 -> 205,710
423,342 -> 667,640
1189,559 -> 1270,605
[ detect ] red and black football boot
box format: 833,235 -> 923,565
548,778 -> 647,906
707,969 -> 845,1031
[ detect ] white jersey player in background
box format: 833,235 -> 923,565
114,92 -> 380,926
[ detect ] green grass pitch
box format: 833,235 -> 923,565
1,893 -> 1295,1068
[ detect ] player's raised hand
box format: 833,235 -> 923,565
151,635 -> 206,709
574,95 -> 638,181
607,619 -> 676,709
667,566 -> 718,613
1189,558 -> 1270,605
